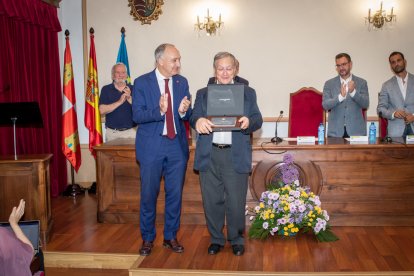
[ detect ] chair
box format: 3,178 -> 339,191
379,117 -> 388,139
288,87 -> 325,138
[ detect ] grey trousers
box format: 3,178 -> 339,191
199,146 -> 249,246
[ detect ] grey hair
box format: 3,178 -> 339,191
213,52 -> 236,69
111,62 -> 127,80
154,43 -> 175,63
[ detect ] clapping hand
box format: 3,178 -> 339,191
9,199 -> 25,227
160,93 -> 169,114
340,83 -> 347,97
347,80 -> 355,93
178,96 -> 191,114
123,86 -> 132,103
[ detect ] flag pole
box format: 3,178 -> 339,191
62,29 -> 83,197
64,165 -> 82,197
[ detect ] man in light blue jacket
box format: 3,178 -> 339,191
322,53 -> 369,137
377,51 -> 414,137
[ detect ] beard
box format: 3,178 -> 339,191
392,65 -> 406,74
114,79 -> 126,86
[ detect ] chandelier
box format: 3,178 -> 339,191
194,9 -> 223,36
365,1 -> 396,30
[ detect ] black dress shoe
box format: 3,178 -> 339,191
208,243 -> 223,255
232,244 -> 245,256
163,239 -> 184,253
139,241 -> 153,256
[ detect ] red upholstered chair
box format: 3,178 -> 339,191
288,87 -> 325,138
379,117 -> 388,139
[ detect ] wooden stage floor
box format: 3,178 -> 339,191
43,192 -> 414,275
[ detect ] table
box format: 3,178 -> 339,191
95,138 -> 414,226
0,154 -> 53,244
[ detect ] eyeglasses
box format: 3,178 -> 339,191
336,62 -> 349,68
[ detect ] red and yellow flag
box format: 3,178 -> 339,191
62,35 -> 82,172
84,30 -> 103,156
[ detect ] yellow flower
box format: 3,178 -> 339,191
308,222 -> 311,226
270,213 -> 275,218
259,202 -> 264,208
308,211 -> 313,216
288,223 -> 294,228
315,206 -> 322,214
309,218 -> 313,222
284,206 -> 289,211
284,227 -> 288,231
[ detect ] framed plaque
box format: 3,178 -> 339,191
207,84 -> 244,131
128,0 -> 164,25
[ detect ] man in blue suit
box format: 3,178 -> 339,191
322,53 -> 369,137
190,52 -> 262,256
377,51 -> 414,137
132,43 -> 192,256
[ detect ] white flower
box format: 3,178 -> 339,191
323,210 -> 330,221
263,222 -> 269,229
249,216 -> 255,221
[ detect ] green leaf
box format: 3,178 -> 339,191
316,229 -> 339,242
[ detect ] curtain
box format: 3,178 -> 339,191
0,0 -> 67,197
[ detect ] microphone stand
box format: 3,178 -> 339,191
271,111 -> 283,144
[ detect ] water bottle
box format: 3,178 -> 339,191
369,122 -> 376,143
318,123 -> 325,144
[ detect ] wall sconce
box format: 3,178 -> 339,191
365,2 -> 396,30
194,9 -> 223,36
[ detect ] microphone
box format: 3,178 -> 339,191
271,110 -> 283,143
379,111 -> 392,143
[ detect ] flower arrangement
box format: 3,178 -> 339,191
247,154 -> 338,242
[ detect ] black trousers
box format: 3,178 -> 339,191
199,146 -> 248,246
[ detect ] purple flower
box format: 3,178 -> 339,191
277,218 -> 286,225
283,154 -> 294,164
298,205 -> 306,213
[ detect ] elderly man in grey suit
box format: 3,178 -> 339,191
377,51 -> 414,137
322,53 -> 369,137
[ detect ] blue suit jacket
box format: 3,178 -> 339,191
190,84 -> 263,174
322,75 -> 369,137
132,70 -> 192,163
377,73 -> 414,137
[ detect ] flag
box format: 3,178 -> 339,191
62,35 -> 81,172
116,31 -> 131,84
85,30 -> 103,156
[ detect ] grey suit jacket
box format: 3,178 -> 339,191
322,75 -> 369,137
377,73 -> 414,137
